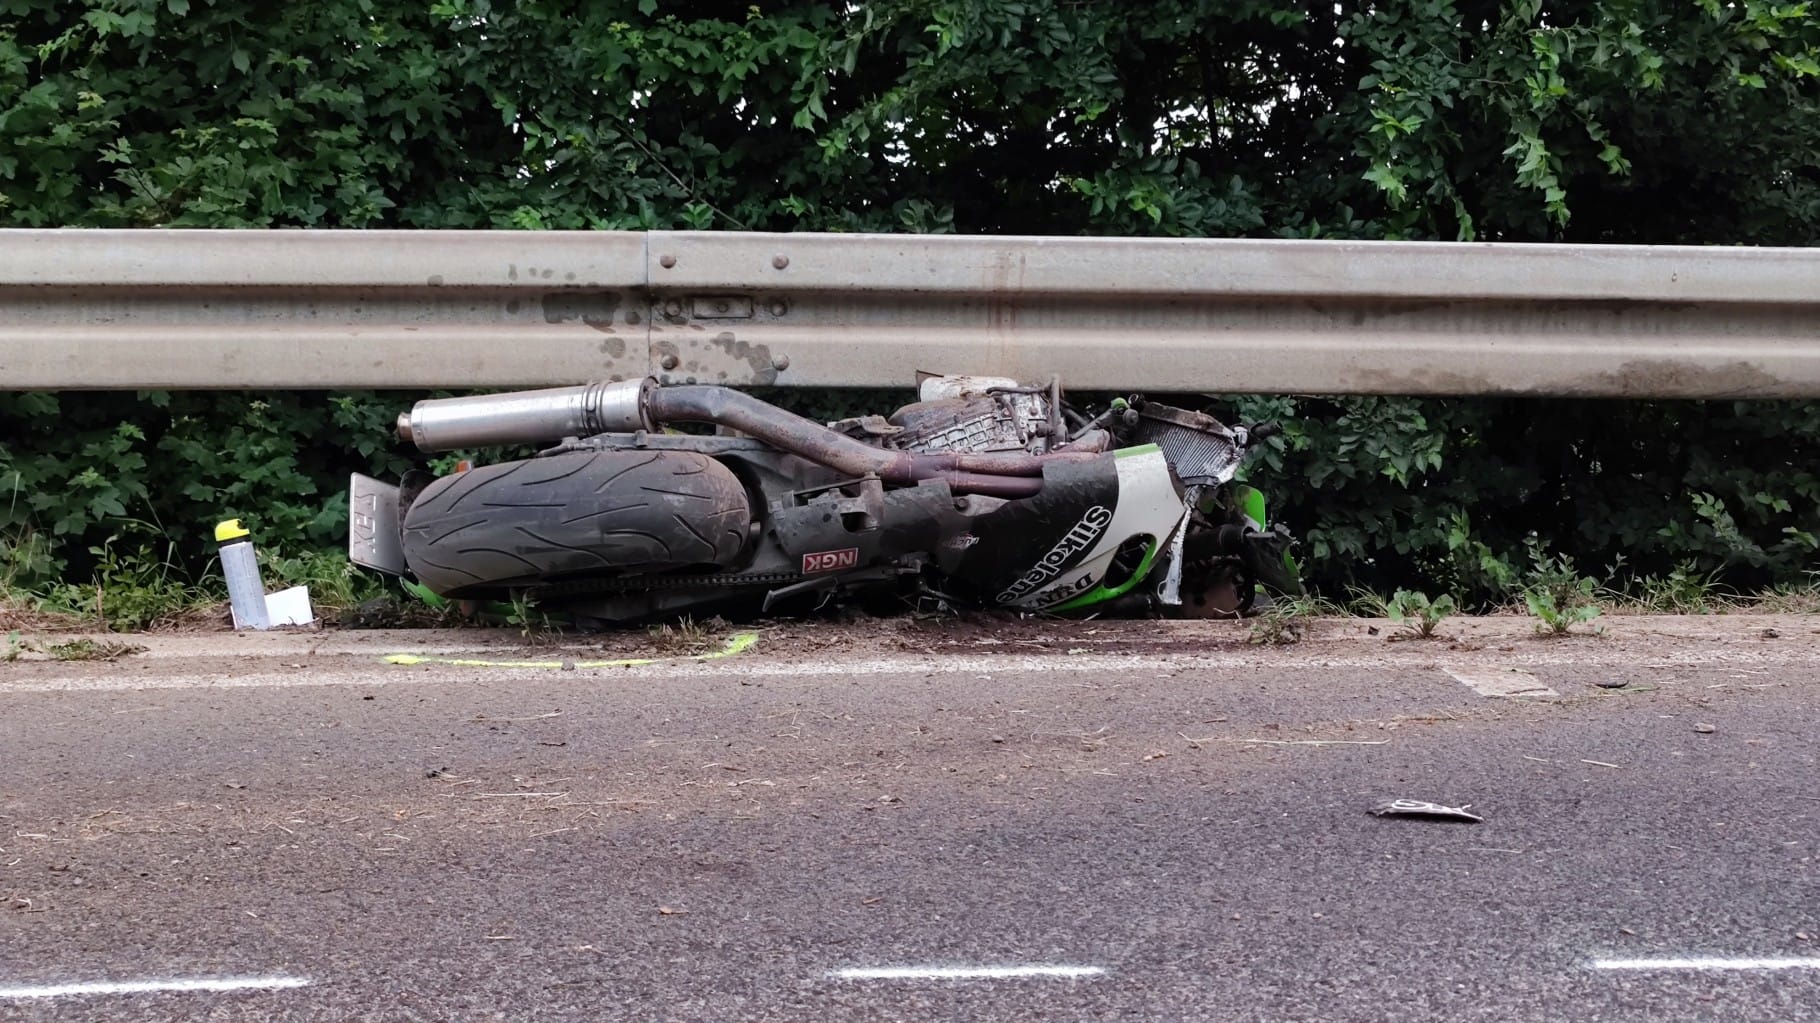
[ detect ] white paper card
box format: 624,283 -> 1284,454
263,586 -> 315,627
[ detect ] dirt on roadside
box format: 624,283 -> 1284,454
4,609 -> 1817,689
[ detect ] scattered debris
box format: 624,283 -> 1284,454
1693,722 -> 1716,734
383,631 -> 759,669
1444,666 -> 1559,699
1369,799 -> 1483,823
1594,678 -> 1629,689
263,586 -> 315,628
1232,738 -> 1390,748
657,905 -> 686,916
1580,759 -> 1622,769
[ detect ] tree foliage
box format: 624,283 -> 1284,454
2,0 -> 1817,601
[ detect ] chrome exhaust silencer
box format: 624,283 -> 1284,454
398,378 -> 656,452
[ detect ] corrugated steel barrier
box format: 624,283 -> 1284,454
2,229 -> 1817,396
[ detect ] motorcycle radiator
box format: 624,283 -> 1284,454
1132,404 -> 1242,487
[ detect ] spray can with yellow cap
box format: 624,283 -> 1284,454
216,519 -> 269,631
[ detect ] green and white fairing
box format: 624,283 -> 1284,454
997,444 -> 1189,611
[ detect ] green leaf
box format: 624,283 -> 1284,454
1363,164 -> 1407,203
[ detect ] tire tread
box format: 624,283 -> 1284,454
401,451 -> 749,595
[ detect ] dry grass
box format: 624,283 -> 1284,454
0,597 -> 92,633
646,616 -> 726,654
1750,586 -> 1820,615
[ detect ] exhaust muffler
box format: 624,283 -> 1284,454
397,379 -> 654,452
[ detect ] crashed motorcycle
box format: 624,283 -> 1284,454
348,375 -> 1300,627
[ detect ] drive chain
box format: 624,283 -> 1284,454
535,571 -> 806,599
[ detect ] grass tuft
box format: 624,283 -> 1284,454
1355,588 -> 1457,639
647,616 -> 725,654
45,637 -> 146,661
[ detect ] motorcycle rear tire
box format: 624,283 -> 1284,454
400,450 -> 751,596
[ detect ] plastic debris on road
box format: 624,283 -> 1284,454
1369,798 -> 1484,823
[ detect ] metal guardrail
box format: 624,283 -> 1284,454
2,229 -> 1817,396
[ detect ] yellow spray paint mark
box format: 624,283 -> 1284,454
384,631 -> 759,669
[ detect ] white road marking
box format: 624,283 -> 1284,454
1590,957 -> 1820,971
1444,666 -> 1559,699
0,976 -> 309,999
830,965 -> 1104,980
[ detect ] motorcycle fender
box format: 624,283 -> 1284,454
348,473 -> 405,576
1231,483 -> 1304,595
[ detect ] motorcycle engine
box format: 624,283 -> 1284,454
885,375 -> 1057,455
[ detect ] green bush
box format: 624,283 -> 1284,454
0,389 -> 424,592
1221,394 -> 1820,605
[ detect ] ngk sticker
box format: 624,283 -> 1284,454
802,548 -> 860,574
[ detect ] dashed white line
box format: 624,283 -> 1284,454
830,965 -> 1105,980
1590,957 -> 1820,971
0,976 -> 309,1000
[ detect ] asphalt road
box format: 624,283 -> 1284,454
2,616 -> 1818,1021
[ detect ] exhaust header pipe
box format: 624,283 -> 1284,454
398,378 -> 1097,497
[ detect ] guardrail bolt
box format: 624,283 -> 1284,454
660,354 -> 680,371
771,254 -> 789,270
659,254 -> 677,269
772,353 -> 791,371
663,299 -> 684,318
768,300 -> 788,316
